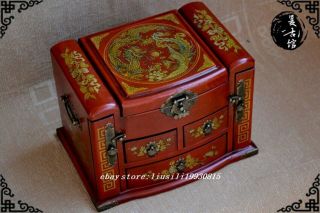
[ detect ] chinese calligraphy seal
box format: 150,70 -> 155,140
271,11 -> 307,50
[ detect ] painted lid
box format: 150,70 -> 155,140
87,11 -> 220,97
80,10 -> 227,116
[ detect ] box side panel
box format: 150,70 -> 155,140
233,69 -> 255,149
89,117 -> 121,203
51,40 -> 121,203
52,56 -> 96,192
50,40 -> 118,121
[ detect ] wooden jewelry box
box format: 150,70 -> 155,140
51,2 -> 258,211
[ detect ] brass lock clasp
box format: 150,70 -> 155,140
161,91 -> 197,120
105,123 -> 126,166
229,80 -> 245,122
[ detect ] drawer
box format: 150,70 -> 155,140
123,83 -> 228,140
184,107 -> 228,147
124,130 -> 177,163
126,134 -> 226,189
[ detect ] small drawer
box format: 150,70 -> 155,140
124,130 -> 177,163
126,134 -> 226,189
184,107 -> 228,147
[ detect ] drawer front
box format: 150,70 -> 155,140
123,83 -> 228,140
184,108 -> 228,147
124,130 -> 177,163
126,134 -> 226,189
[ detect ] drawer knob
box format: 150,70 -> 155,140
146,142 -> 158,157
107,146 -> 117,157
175,159 -> 186,173
203,121 -> 213,135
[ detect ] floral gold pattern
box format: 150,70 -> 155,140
157,155 -> 201,176
130,138 -> 172,157
193,9 -> 241,53
189,115 -> 224,138
155,13 -> 180,25
197,54 -> 215,72
106,24 -> 199,83
91,32 -> 110,49
61,49 -> 101,100
203,146 -> 218,158
143,146 -> 218,179
121,82 -> 147,95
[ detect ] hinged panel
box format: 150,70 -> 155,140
89,116 -> 121,201
233,69 -> 254,150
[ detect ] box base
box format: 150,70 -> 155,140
57,127 -> 258,212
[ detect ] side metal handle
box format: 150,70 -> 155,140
61,95 -> 80,127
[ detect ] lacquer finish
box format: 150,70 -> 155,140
51,2 -> 257,211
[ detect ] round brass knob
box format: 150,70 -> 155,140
203,121 -> 213,135
107,146 -> 117,157
146,142 -> 158,157
175,159 -> 186,173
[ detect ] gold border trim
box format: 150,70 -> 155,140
197,54 -> 216,72
98,127 -> 116,192
155,13 -> 180,25
121,82 -> 147,95
91,32 -> 110,49
237,79 -> 251,143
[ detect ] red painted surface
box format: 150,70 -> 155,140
124,130 -> 178,163
184,107 -> 228,147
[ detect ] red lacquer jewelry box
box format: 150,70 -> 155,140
51,2 -> 258,211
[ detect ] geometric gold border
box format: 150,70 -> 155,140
237,79 -> 251,144
97,127 -> 116,192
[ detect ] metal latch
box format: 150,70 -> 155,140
161,91 -> 197,120
229,80 -> 245,122
105,123 -> 126,166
